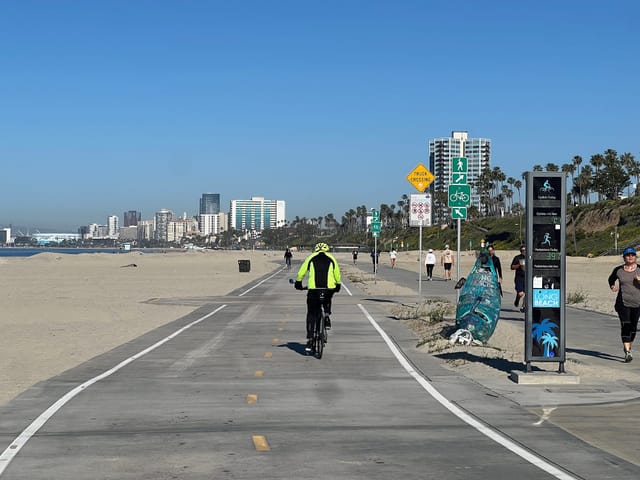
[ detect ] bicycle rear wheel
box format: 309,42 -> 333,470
314,314 -> 324,359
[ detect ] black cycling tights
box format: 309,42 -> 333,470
305,290 -> 333,339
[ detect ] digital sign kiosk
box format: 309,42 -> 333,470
525,172 -> 567,373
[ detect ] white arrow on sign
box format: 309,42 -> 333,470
454,173 -> 465,183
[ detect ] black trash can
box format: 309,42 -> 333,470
238,259 -> 251,272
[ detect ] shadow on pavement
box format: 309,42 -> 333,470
567,347 -> 624,363
434,351 -> 539,375
278,342 -> 311,357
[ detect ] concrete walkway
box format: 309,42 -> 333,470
352,258 -> 640,466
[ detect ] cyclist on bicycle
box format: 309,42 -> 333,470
294,242 -> 342,352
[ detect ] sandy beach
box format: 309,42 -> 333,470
0,247 -> 625,406
0,249 -> 282,406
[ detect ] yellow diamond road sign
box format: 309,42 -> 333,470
407,163 -> 435,192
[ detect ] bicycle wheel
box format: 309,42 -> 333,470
322,314 -> 328,344
314,314 -> 324,359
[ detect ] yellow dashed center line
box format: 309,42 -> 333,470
255,370 -> 264,377
252,435 -> 270,451
272,338 -> 279,344
264,352 -> 272,358
246,394 -> 258,405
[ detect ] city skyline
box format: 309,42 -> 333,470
1,2 -> 638,231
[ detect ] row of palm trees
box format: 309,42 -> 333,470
281,149 -> 637,244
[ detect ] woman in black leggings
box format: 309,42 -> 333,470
608,247 -> 640,363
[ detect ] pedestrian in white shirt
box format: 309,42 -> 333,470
425,248 -> 437,280
390,249 -> 397,268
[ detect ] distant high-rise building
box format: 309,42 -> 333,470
154,209 -> 173,242
0,227 -> 11,245
200,193 -> 221,215
107,215 -> 119,238
199,213 -> 227,236
429,131 -> 491,224
229,197 -> 285,233
137,220 -> 154,242
124,210 -> 141,227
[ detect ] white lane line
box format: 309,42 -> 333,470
0,305 -> 228,477
238,271 -> 283,296
357,303 -> 577,480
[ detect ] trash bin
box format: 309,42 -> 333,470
238,259 -> 251,272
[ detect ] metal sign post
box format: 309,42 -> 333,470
371,209 -> 380,283
410,193 -> 432,295
449,157 -> 469,287
407,164 -> 435,295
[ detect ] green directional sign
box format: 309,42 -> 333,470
452,172 -> 467,185
451,207 -> 467,220
372,209 -> 380,222
371,221 -> 381,234
452,157 -> 467,174
448,184 -> 471,208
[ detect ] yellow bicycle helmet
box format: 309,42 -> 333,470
314,242 -> 330,253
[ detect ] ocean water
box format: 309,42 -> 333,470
0,248 -> 134,257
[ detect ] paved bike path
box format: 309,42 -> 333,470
0,264 -> 638,478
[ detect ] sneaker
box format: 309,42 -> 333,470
625,350 -> 633,363
305,340 -> 313,352
325,317 -> 331,330
520,307 -> 526,313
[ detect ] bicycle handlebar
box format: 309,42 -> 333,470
289,278 -> 337,292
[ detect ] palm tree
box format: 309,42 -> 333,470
620,152 -> 637,197
532,317 -> 558,346
545,163 -> 559,172
561,163 -> 576,205
501,185 -> 513,213
541,332 -> 559,357
572,155 -> 583,204
590,153 -> 605,201
514,179 -> 523,207
574,165 -> 593,204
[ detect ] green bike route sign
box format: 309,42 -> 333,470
447,184 -> 471,208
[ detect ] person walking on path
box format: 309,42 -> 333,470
425,248 -> 437,280
389,249 -> 397,268
284,248 -> 293,270
352,249 -> 358,265
370,249 -> 380,273
487,244 -> 503,296
441,245 -> 454,281
511,246 -> 526,312
608,247 -> 640,363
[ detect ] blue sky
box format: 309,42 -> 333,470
1,1 -> 638,231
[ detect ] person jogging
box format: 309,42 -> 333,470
608,247 -> 640,363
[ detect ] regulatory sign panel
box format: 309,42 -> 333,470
406,163 -> 435,192
447,184 -> 471,208
409,193 -> 432,227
